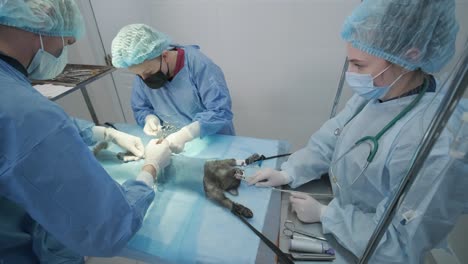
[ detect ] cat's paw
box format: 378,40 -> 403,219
232,203 -> 253,218
245,153 -> 262,165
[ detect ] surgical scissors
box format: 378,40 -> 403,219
282,220 -> 327,241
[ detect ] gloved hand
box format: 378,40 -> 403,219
93,126 -> 144,158
289,192 -> 327,223
144,139 -> 171,173
143,114 -> 162,136
247,168 -> 291,187
165,121 -> 201,153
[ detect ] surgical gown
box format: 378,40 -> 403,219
131,45 -> 235,137
282,87 -> 468,263
0,59 -> 155,262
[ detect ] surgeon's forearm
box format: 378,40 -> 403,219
136,165 -> 157,187
11,123 -> 156,256
131,82 -> 155,127
184,121 -> 201,139
142,164 -> 156,177
193,109 -> 232,137
70,117 -> 96,145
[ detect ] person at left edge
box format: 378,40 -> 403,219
0,1 -> 172,263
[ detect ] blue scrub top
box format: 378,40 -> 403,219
281,78 -> 468,263
0,58 -> 155,262
131,45 -> 235,137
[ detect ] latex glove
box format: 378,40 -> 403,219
144,139 -> 171,173
247,168 -> 291,187
93,126 -> 144,158
165,121 -> 200,153
143,114 -> 162,136
289,192 -> 327,223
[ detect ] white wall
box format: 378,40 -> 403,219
56,0 -> 127,124
70,0 -> 358,151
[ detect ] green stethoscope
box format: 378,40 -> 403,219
331,78 -> 429,189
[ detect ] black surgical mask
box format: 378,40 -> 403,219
142,57 -> 170,89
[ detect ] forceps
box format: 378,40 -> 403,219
283,220 -> 327,241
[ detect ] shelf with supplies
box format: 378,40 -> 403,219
32,64 -> 116,124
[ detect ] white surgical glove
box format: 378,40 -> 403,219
143,114 -> 162,136
93,126 -> 144,158
289,192 -> 327,223
144,139 -> 171,173
247,168 -> 292,187
165,121 -> 201,153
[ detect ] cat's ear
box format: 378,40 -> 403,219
228,189 -> 239,196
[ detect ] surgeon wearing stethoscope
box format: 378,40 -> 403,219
248,0 -> 461,263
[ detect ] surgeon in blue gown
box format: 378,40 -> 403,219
111,24 -> 235,154
248,0 -> 467,263
0,1 -> 172,263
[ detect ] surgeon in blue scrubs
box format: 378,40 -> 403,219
111,24 -> 235,154
0,1 -> 172,263
248,0 -> 466,263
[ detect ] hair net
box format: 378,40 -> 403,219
341,0 -> 459,73
111,24 -> 172,68
0,0 -> 85,38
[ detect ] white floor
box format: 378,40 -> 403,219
85,254 -> 440,264
86,257 -> 148,264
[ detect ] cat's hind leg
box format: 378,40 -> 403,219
204,180 -> 253,218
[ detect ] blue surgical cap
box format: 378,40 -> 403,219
0,0 -> 85,39
341,0 -> 459,73
111,24 -> 172,68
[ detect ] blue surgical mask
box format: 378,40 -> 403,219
27,35 -> 68,80
345,64 -> 405,100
